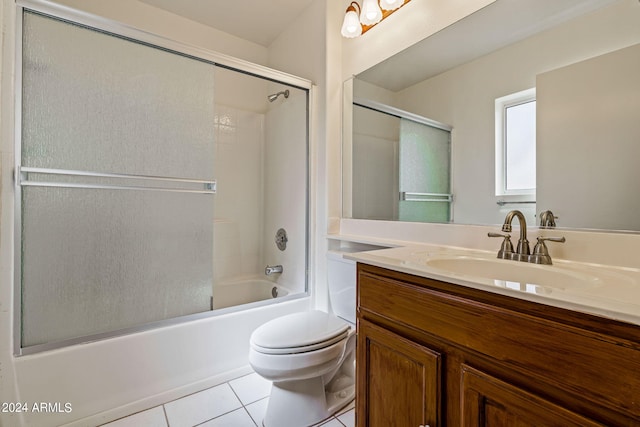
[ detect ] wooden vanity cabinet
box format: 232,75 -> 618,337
355,263 -> 640,427
356,318 -> 441,427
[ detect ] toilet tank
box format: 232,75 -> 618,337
327,250 -> 357,324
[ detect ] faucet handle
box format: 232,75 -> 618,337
538,236 -> 566,244
488,232 -> 514,259
531,236 -> 565,264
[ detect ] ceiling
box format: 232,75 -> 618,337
138,0 -> 315,47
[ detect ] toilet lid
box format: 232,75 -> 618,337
250,310 -> 350,353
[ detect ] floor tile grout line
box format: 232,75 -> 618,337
162,404 -> 170,427
190,404 -> 245,427
187,379 -> 262,427
228,373 -> 273,407
242,406 -> 259,427
242,395 -> 268,427
226,380 -> 244,407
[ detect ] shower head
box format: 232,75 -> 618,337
268,89 -> 290,102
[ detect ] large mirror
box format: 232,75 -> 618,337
343,0 -> 640,232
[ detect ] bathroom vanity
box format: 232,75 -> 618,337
351,249 -> 640,426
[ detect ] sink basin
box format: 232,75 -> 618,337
414,256 -> 602,292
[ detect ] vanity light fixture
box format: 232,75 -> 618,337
341,0 -> 412,38
360,0 -> 383,25
341,2 -> 362,38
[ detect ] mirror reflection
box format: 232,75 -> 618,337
343,0 -> 640,231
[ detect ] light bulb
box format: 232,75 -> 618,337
360,0 -> 382,26
341,2 -> 362,38
380,0 -> 404,11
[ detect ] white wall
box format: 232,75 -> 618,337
537,42 -> 640,231
48,0 -> 269,66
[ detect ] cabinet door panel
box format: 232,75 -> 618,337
461,365 -> 603,427
357,319 -> 441,427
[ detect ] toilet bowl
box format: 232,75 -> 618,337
249,310 -> 355,427
249,251 -> 357,427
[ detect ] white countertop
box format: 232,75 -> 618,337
346,244 -> 640,327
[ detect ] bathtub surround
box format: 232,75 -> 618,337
212,80 -> 308,296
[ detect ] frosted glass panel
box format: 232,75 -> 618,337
22,12 -> 215,180
398,119 -> 451,223
20,12 -> 216,348
21,187 -> 213,347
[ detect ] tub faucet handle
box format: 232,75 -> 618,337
265,265 -> 283,275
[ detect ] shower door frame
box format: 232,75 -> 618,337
13,0 -> 314,356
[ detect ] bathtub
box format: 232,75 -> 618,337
13,284 -> 308,427
212,278 -> 290,310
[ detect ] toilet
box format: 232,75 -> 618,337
249,251 -> 356,427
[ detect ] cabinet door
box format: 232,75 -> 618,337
357,319 -> 441,427
461,365 -> 604,427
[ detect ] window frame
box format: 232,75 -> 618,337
494,88 -> 537,199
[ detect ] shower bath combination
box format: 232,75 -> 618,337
268,89 -> 289,102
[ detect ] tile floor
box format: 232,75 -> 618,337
101,372 -> 355,427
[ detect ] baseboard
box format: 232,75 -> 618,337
60,365 -> 254,427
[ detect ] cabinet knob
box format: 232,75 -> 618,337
419,425 -> 430,427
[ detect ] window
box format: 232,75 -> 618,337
495,88 -> 536,197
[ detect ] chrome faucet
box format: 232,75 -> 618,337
500,210 -> 530,261
265,265 -> 283,275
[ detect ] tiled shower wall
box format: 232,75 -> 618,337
213,105 -> 265,282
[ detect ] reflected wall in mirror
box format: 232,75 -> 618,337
343,0 -> 640,231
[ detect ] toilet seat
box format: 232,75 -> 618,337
251,329 -> 349,355
250,310 -> 350,355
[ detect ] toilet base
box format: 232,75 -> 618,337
263,374 -> 355,427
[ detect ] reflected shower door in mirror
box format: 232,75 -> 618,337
346,101 -> 452,223
343,0 -> 640,231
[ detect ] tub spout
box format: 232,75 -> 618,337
265,265 -> 283,275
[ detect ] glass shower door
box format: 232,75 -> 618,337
398,119 -> 452,223
19,12 -> 216,350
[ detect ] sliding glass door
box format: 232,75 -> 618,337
19,11 -> 216,349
